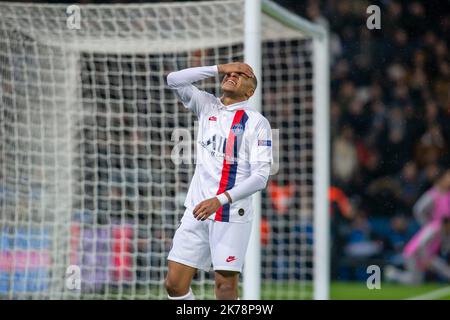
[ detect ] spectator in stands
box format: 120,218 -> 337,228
396,162 -> 423,212
383,214 -> 417,266
332,125 -> 358,185
329,186 -> 354,278
344,209 -> 382,259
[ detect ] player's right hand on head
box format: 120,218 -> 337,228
218,62 -> 254,78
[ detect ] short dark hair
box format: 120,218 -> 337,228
250,76 -> 257,90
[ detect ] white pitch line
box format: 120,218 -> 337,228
406,286 -> 450,300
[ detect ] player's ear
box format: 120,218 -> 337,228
246,88 -> 255,99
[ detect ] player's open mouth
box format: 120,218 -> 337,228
226,79 -> 237,86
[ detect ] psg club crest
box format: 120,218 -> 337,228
231,123 -> 244,135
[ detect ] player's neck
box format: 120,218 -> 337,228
220,94 -> 247,106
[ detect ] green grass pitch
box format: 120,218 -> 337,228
72,281 -> 450,300
329,282 -> 450,300
260,281 -> 450,300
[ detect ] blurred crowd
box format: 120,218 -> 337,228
279,0 -> 450,281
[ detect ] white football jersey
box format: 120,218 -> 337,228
168,66 -> 273,223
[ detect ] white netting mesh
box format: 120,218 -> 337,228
0,0 -> 315,299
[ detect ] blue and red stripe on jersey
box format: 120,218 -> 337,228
215,110 -> 249,222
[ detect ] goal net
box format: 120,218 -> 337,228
0,0 -> 328,299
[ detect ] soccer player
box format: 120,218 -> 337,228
385,168 -> 450,283
164,62 -> 273,300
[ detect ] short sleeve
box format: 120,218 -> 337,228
249,117 -> 273,163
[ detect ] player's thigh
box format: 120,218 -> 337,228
209,220 -> 252,272
168,212 -> 212,271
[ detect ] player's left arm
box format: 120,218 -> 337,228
193,118 -> 273,221
193,162 -> 270,220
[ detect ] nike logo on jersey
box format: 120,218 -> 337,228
208,116 -> 217,121
226,256 -> 237,263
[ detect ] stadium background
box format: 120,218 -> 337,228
0,0 -> 449,299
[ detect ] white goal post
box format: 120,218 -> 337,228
0,0 -> 329,300
244,0 -> 330,300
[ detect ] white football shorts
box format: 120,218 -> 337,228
167,209 -> 253,272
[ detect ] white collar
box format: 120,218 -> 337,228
217,98 -> 255,112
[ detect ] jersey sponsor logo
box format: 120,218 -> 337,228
226,256 -> 237,263
208,116 -> 217,121
258,139 -> 272,146
231,123 -> 244,136
199,134 -> 231,160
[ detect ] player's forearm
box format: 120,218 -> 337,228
167,65 -> 218,88
227,173 -> 268,203
216,162 -> 270,205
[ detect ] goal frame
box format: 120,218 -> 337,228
243,0 -> 330,300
